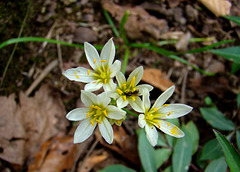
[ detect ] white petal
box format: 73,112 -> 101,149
66,108 -> 89,121
81,90 -> 97,107
109,92 -> 119,99
127,66 -> 143,86
74,119 -> 96,143
98,118 -> 113,144
129,96 -> 144,113
84,81 -> 103,92
152,85 -> 175,109
137,84 -> 154,94
110,60 -> 121,78
100,38 -> 115,66
138,114 -> 146,128
145,124 -> 158,147
142,89 -> 150,111
107,105 -> 126,120
62,67 -> 94,83
159,104 -> 193,119
157,120 -> 184,138
84,42 -> 101,70
103,79 -> 117,92
116,71 -> 126,86
116,97 -> 128,108
97,92 -> 111,106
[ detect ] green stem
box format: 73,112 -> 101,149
123,108 -> 138,117
121,46 -> 129,75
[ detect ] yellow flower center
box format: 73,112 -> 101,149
117,76 -> 139,101
88,105 -> 108,126
92,60 -> 111,84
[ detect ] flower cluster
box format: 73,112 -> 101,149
63,38 -> 193,146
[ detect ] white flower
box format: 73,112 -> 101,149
110,66 -> 153,109
62,38 -> 121,92
136,85 -> 193,147
66,90 -> 126,144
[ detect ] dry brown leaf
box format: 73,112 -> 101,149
79,151 -> 108,172
28,136 -> 77,172
0,84 -> 68,167
0,94 -> 26,165
95,126 -> 140,166
19,85 -> 68,160
142,68 -> 175,91
199,0 -> 231,17
102,2 -> 168,39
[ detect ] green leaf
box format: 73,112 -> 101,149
213,130 -> 240,172
200,139 -> 223,160
185,121 -> 199,154
120,10 -> 130,45
224,16 -> 240,26
204,157 -> 227,172
237,130 -> 240,151
154,148 -> 172,169
137,129 -> 157,172
237,92 -> 240,108
99,165 -> 136,172
200,107 -> 235,131
102,9 -> 120,38
231,62 -> 240,74
156,132 -> 168,147
172,125 -> 192,172
209,46 -> 240,64
163,166 -> 172,172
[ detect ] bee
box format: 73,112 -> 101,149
123,89 -> 139,97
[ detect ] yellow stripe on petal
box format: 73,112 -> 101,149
132,96 -> 135,101
170,126 -> 178,135
123,95 -> 127,101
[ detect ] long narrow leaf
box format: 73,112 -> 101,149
210,46 -> 240,63
137,129 -> 157,172
213,130 -> 240,172
224,16 -> 240,26
204,157 -> 227,172
120,10 -> 130,45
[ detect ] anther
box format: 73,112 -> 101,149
123,95 -> 127,101
107,67 -> 111,71
167,111 -> 171,116
104,79 -> 107,84
132,96 -> 136,101
89,105 -> 94,108
87,70 -> 90,75
167,122 -> 170,126
103,110 -> 107,117
130,76 -> 136,87
87,112 -> 90,119
90,120 -> 94,126
117,89 -> 123,95
157,124 -> 161,128
163,104 -> 169,107
154,108 -> 158,112
93,59 -> 96,64
101,60 -> 106,63
96,120 -> 102,124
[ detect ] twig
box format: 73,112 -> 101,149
25,59 -> 58,96
38,21 -> 57,54
56,34 -> 63,72
181,68 -> 188,104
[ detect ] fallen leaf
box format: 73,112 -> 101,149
95,126 -> 140,166
73,27 -> 97,43
19,85 -> 68,160
28,136 -> 77,172
79,151 -> 108,172
175,32 -> 191,52
102,2 -> 168,39
0,94 -> 25,165
199,0 -> 231,17
142,68 -> 175,91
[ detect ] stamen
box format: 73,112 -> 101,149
147,113 -> 150,119
93,81 -> 97,83
132,96 -> 136,101
94,106 -> 100,110
153,108 -> 158,112
87,112 -> 90,119
107,67 -> 110,71
167,122 -> 170,126
90,120 -> 94,126
104,79 -> 107,84
122,84 -> 126,88
103,110 -> 107,117
167,111 -> 171,116
123,95 -> 127,101
87,70 -> 90,75
101,60 -> 106,63
76,75 -> 80,79
163,104 -> 169,107
117,89 -> 123,95
157,124 -> 161,128
93,59 -> 96,64
130,76 -> 136,87
96,120 -> 102,124
89,105 -> 94,108
132,87 -> 136,91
